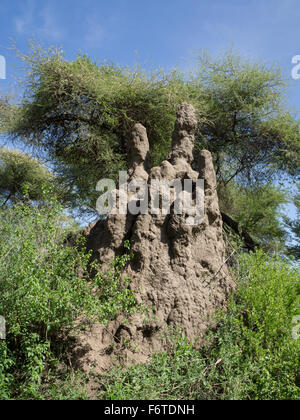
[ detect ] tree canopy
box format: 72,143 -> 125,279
219,181 -> 288,252
0,44 -> 299,248
285,185 -> 300,259
0,147 -> 57,206
193,52 -> 300,184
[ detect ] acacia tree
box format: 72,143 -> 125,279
0,147 -> 59,206
1,44 -> 299,245
1,44 -> 200,211
193,51 -> 300,184
285,185 -> 300,259
219,181 -> 288,252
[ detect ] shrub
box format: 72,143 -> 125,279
98,250 -> 300,400
0,202 -> 136,399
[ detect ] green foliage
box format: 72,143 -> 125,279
208,251 -> 300,400
91,240 -> 137,323
0,205 -> 298,400
98,251 -> 300,400
0,202 -> 136,399
219,182 -> 288,251
0,44 -> 299,400
5,43 -> 195,213
285,185 -> 300,259
98,333 -> 208,400
193,50 -> 300,183
3,44 -> 299,218
0,147 -> 57,205
38,370 -> 90,400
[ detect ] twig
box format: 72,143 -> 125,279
211,250 -> 236,282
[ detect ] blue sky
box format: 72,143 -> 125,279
0,0 -> 299,220
0,0 -> 300,88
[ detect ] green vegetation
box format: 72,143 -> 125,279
1,45 -> 299,227
285,184 -> 300,259
0,45 -> 299,400
0,202 -> 136,399
0,147 -> 58,205
0,208 -> 298,400
219,182 -> 288,252
98,251 -> 300,400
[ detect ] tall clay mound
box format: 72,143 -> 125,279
78,103 -> 235,371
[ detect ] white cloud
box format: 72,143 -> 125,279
39,7 -> 64,41
13,1 -> 64,41
14,0 -> 34,34
84,16 -> 106,47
